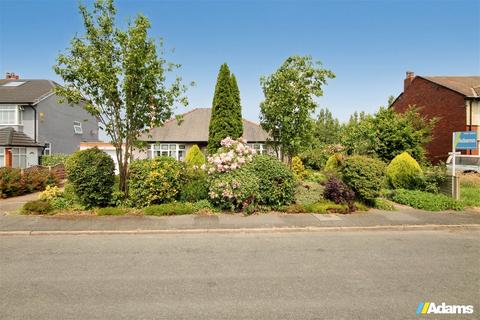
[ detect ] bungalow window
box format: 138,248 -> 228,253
11,147 -> 27,169
151,144 -> 186,161
247,143 -> 266,155
0,105 -> 23,125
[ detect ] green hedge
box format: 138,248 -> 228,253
65,147 -> 115,208
40,154 -> 69,166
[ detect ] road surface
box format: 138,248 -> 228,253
1,230 -> 479,319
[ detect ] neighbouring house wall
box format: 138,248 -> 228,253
392,77 -> 467,163
465,99 -> 480,155
37,94 -> 99,154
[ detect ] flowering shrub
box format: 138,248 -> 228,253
129,157 -> 186,207
206,137 -> 256,174
208,167 -> 259,211
39,185 -> 62,201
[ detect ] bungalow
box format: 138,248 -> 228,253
391,72 -> 480,162
81,108 -> 269,164
0,73 -> 99,168
138,108 -> 269,160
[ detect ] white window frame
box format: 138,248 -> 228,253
0,105 -> 23,125
151,143 -> 186,161
73,121 -> 83,134
247,143 -> 266,155
11,147 -> 27,169
44,142 -> 52,156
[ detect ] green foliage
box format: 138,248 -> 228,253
192,199 -> 215,212
390,189 -> 464,211
185,145 -> 205,167
386,152 -> 423,189
420,164 -> 447,193
304,169 -> 327,184
324,154 -> 344,174
40,154 -> 69,166
260,55 -> 335,161
22,200 -> 53,215
39,185 -> 62,201
53,0 -> 188,192
208,64 -> 243,153
247,155 -> 295,207
313,108 -> 342,147
180,172 -> 208,202
294,181 -> 324,205
143,202 -> 195,216
300,144 -> 344,170
96,207 -> 129,216
291,156 -> 306,179
280,200 -> 348,214
208,167 -> 260,211
342,156 -> 386,202
341,106 -> 436,162
129,157 -> 186,207
373,198 -> 396,211
0,167 -> 56,198
65,147 -> 115,208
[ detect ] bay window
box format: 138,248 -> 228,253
0,105 -> 23,125
11,147 -> 27,168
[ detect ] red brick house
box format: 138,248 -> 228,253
391,72 -> 480,162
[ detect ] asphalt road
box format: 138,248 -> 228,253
1,230 -> 479,319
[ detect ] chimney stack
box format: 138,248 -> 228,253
5,72 -> 19,80
404,71 -> 414,90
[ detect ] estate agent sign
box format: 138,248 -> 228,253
453,131 -> 478,150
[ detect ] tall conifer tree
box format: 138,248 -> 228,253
208,64 -> 243,153
230,74 -> 243,138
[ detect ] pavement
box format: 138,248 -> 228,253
0,207 -> 479,234
0,192 -> 41,213
1,230 -> 478,319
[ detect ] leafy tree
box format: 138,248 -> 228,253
341,106 -> 436,162
208,64 -> 243,153
53,0 -> 187,193
313,108 -> 342,147
259,56 -> 335,163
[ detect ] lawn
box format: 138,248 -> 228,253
461,186 -> 480,207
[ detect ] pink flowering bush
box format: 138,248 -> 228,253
205,137 -> 256,174
208,167 -> 259,212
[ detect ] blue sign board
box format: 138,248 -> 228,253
454,131 -> 478,150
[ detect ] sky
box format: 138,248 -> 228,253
1,0 -> 479,129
